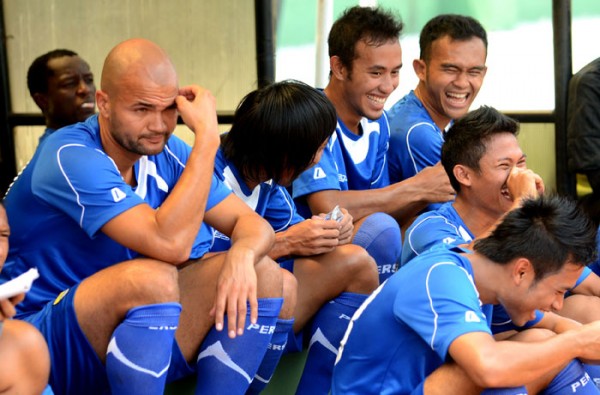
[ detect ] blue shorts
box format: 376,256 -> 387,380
20,284 -> 110,395
20,285 -> 197,394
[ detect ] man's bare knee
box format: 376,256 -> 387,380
101,259 -> 180,308
255,257 -> 283,298
338,244 -> 379,293
280,269 -> 297,319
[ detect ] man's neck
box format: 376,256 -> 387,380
453,197 -> 501,238
414,84 -> 451,131
324,84 -> 362,135
467,251 -> 502,305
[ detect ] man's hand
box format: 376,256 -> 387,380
210,246 -> 258,339
282,217 -> 342,256
336,207 -> 354,245
411,163 -> 455,204
0,294 -> 24,322
506,167 -> 545,203
176,85 -> 220,147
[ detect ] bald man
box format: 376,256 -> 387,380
2,38 -> 288,395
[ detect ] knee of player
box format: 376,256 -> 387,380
280,269 -> 298,319
337,244 -> 379,291
3,320 -> 50,380
255,256 -> 284,298
120,259 -> 180,303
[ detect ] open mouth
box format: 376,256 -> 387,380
81,102 -> 95,110
446,92 -> 469,104
366,94 -> 386,105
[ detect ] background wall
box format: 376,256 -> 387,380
3,0 -> 256,170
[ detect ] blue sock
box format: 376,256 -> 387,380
194,298 -> 283,395
246,317 -> 295,394
106,303 -> 181,395
583,364 -> 600,389
352,212 -> 401,283
543,360 -> 599,394
296,292 -> 368,395
482,387 -> 527,394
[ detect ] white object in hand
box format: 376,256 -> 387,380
0,268 -> 39,300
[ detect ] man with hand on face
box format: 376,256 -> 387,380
3,38 -> 287,395
291,6 -> 455,284
27,49 -> 96,144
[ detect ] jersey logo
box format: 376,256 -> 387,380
313,167 -> 326,180
111,187 -> 127,202
465,311 -> 481,323
442,237 -> 457,244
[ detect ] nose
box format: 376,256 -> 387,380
453,71 -> 469,89
149,112 -> 168,133
551,295 -> 564,311
77,79 -> 92,96
380,73 -> 398,95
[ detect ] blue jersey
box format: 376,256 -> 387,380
387,91 -> 446,183
210,148 -> 304,251
2,115 -> 231,315
331,246 -> 542,395
401,202 -> 473,266
401,201 -> 592,286
291,113 -> 391,218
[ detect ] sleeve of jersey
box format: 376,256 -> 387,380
406,123 -> 444,174
31,143 -> 144,238
188,175 -> 232,260
573,266 -> 592,289
263,186 -> 304,232
394,261 -> 492,361
403,214 -> 467,265
205,174 -> 233,211
291,139 -> 342,199
491,305 -> 544,334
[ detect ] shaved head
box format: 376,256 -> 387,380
96,38 -> 180,158
101,38 -> 177,96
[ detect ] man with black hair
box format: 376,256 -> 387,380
27,49 -> 96,144
387,14 -> 487,186
291,6 -> 455,284
333,194 -> 600,395
212,80 -> 378,394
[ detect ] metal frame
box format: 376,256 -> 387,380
0,0 -> 576,196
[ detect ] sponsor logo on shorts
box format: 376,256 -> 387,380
53,288 -> 70,305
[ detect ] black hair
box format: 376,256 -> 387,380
474,195 -> 598,281
222,80 -> 337,185
442,105 -> 519,192
419,14 -> 487,62
27,49 -> 79,96
328,6 -> 403,73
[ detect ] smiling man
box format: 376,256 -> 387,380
27,49 -> 96,144
332,194 -> 600,395
387,14 -> 487,185
291,6 -> 455,283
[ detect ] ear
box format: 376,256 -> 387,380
96,90 -> 110,118
453,165 -> 472,187
32,92 -> 49,113
413,59 -> 426,81
330,56 -> 347,81
511,258 -> 534,286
